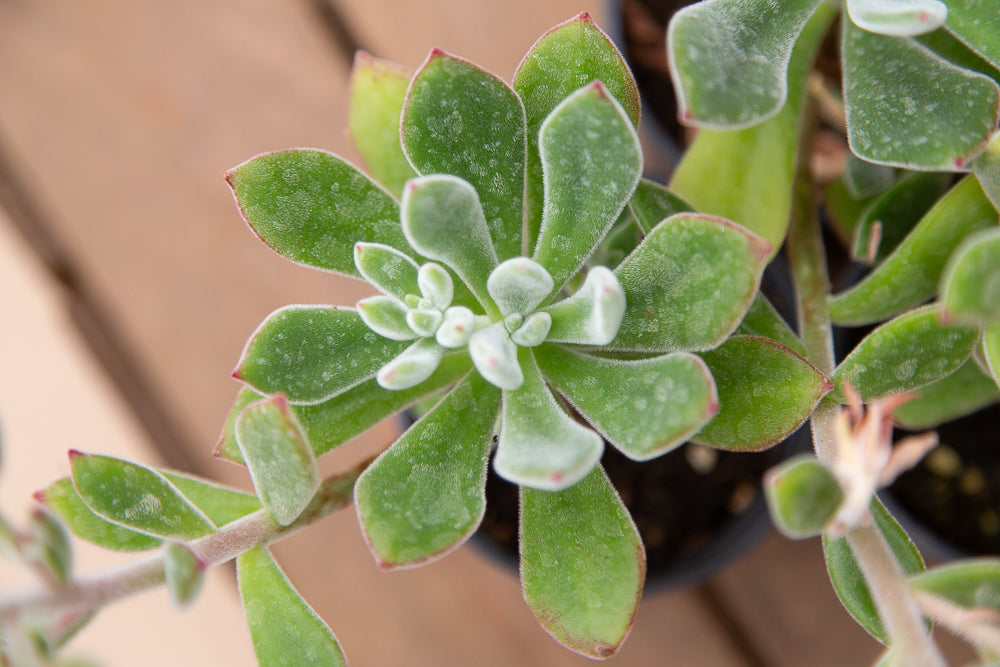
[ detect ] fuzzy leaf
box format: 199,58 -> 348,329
735,293 -> 806,356
945,0 -> 1000,70
160,472 -> 261,527
164,542 -> 205,610
218,355 -> 470,463
376,338 -> 445,390
985,321 -> 1000,387
402,50 -> 525,261
910,559 -> 1000,611
237,546 -> 346,667
495,351 -> 603,491
627,179 -> 694,235
357,296 -> 416,341
543,267 -> 625,346
355,371 -> 499,569
668,0 -> 823,127
973,131 -> 1000,211
514,13 -> 640,249
893,359 -> 1000,428
695,336 -> 832,451
532,81 -> 641,293
612,215 -> 770,352
70,453 -> 214,540
469,321 -> 522,390
401,175 -> 498,312
511,312 -> 552,348
234,306 -> 409,405
824,498 -> 925,643
37,478 -> 162,552
418,263 -> 454,310
765,456 -> 844,539
235,396 -> 319,527
833,305 -> 979,402
353,242 -> 421,302
348,52 -> 417,197
487,258 -> 553,318
850,171 -> 952,264
847,0 -> 946,37
520,465 -> 643,660
829,176 -> 999,325
941,228 -> 1000,324
843,17 -> 1000,170
537,345 -> 717,460
226,149 -> 406,277
670,4 -> 834,254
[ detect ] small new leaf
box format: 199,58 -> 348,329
164,542 -> 205,610
765,456 -> 844,539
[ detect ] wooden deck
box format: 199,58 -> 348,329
0,2 -> 965,665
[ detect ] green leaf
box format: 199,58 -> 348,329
833,305 -> 979,402
37,478 -> 162,552
70,453 -> 214,540
520,465 -> 643,660
542,267 -> 625,346
612,215 -> 770,352
514,13 -> 640,250
226,149 -> 406,277
400,175 -> 498,313
945,0 -> 1000,70
735,292 -> 807,356
764,456 -> 844,539
164,542 -> 205,610
893,359 -> 1000,429
941,228 -> 1000,324
844,154 -> 896,199
850,171 -> 952,264
536,345 -> 717,461
670,4 -> 834,255
347,52 -> 417,198
847,0 -> 946,37
495,350 -> 603,491
823,498 -> 925,643
973,130 -> 1000,212
532,81 -> 641,293
159,472 -> 261,528
353,242 -> 421,303
829,176 -> 999,325
627,179 -> 694,235
234,306 -> 409,405
668,0 -> 823,126
402,50 -> 526,261
823,176 -> 880,243
694,336 -> 832,451
843,16 -> 1000,170
235,395 -> 319,527
355,371 -> 499,569
376,338 -> 445,390
985,321 -> 1000,387
24,508 -> 72,587
217,355 -> 471,463
910,559 -> 1000,611
237,546 -> 346,667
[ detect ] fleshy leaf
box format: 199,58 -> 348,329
487,258 -> 554,318
670,4 -> 834,254
536,345 -> 717,461
543,267 -> 625,346
436,307 -> 476,348
833,305 -> 979,402
376,338 -> 445,390
532,82 -> 641,293
355,372 -> 498,569
226,149 -> 406,277
353,242 -> 420,302
612,215 -> 770,352
985,321 -> 1000,387
945,0 -> 1000,70
164,542 -> 206,610
469,321 -> 522,390
217,355 -> 471,463
847,0 -> 947,37
37,478 -> 162,552
417,263 -> 453,310
235,395 -> 319,527
627,179 -> 694,235
347,52 -> 417,197
70,452 -> 214,540
973,131 -> 1000,211
520,465 -> 643,660
402,50 -> 525,261
401,175 -> 498,312
237,546 -> 346,667
234,306 -> 409,405
764,455 -> 844,539
823,498 -> 925,643
511,312 -> 552,348
735,292 -> 806,356
843,16 -> 1000,170
357,296 -> 416,341
514,13 -> 640,249
893,360 -> 1000,429
495,351 -> 603,491
940,228 -> 1000,324
405,308 -> 442,338
667,0 -> 823,127
829,176 -> 998,326
694,336 -> 832,451
910,559 -> 1000,612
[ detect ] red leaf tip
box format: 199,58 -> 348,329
353,50 -> 374,66
67,449 -> 84,461
271,393 -> 290,411
576,11 -> 593,22
31,489 -> 47,503
587,80 -> 609,98
428,46 -> 447,59
954,157 -> 966,170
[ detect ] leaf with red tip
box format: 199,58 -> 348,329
520,465 -> 643,660
355,371 -> 499,569
226,149 -> 407,277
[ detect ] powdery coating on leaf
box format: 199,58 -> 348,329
667,0 -> 823,128
487,257 -> 553,317
944,0 -> 1000,71
847,0 -> 947,37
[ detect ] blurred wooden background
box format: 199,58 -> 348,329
0,1 -> 967,664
